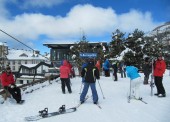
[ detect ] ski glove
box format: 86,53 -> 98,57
9,84 -> 16,89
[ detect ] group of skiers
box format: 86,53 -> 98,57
78,54 -> 166,104
0,54 -> 167,105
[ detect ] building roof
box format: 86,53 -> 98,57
7,48 -> 48,60
43,41 -> 108,49
0,42 -> 7,46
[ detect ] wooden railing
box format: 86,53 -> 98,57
0,75 -> 59,96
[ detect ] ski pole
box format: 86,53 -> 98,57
97,80 -> 105,99
128,79 -> 132,103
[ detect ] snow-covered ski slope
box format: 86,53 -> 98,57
0,70 -> 170,122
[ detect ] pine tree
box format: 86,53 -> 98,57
69,35 -> 107,74
123,29 -> 145,68
109,29 -> 125,58
142,36 -> 163,58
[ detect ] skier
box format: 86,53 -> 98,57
95,60 -> 101,75
153,55 -> 166,97
126,62 -> 142,99
0,66 -> 24,104
80,59 -> 100,104
111,61 -> 118,81
67,61 -> 74,78
119,61 -> 126,78
102,58 -> 110,77
143,58 -> 152,85
59,60 -> 72,94
81,60 -> 88,83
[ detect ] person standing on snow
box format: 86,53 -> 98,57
80,59 -> 100,104
95,60 -> 101,75
126,62 -> 142,99
0,66 -> 24,104
143,58 -> 152,85
111,61 -> 118,81
102,58 -> 110,77
119,61 -> 126,78
81,60 -> 88,83
153,55 -> 166,97
59,60 -> 72,94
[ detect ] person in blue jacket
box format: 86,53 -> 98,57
102,58 -> 110,77
126,62 -> 142,99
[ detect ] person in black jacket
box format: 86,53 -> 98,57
80,59 -> 100,104
143,59 -> 152,84
111,62 -> 118,81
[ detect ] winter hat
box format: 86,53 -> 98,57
158,54 -> 162,57
6,66 -> 11,70
88,58 -> 94,65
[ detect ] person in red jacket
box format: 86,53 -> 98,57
0,66 -> 24,104
67,61 -> 74,78
59,60 -> 72,94
95,60 -> 101,75
154,55 -> 166,97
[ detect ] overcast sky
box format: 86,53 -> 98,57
0,0 -> 169,54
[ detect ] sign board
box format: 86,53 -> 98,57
79,53 -> 97,58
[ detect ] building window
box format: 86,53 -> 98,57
18,60 -> 21,64
7,61 -> 10,65
25,60 -> 27,64
12,66 -> 15,71
12,61 -> 15,65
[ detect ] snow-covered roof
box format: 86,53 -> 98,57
0,42 -> 8,46
22,64 -> 37,68
43,41 -> 108,45
7,49 -> 47,60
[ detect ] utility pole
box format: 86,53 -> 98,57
0,42 -> 8,89
0,42 -> 8,71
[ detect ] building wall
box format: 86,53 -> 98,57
5,59 -> 45,72
51,49 -> 73,67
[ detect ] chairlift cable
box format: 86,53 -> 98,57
0,29 -> 50,61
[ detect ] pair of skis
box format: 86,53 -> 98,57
128,80 -> 147,104
76,95 -> 102,109
128,95 -> 147,104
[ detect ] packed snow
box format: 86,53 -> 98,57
0,70 -> 170,122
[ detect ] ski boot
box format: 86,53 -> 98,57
39,108 -> 48,117
59,105 -> 66,113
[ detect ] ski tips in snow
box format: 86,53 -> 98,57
127,96 -> 147,104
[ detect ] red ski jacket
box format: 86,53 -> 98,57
153,59 -> 166,77
95,60 -> 101,71
0,71 -> 15,87
60,60 -> 70,78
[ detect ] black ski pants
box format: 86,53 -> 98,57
60,78 -> 72,93
113,71 -> 118,81
144,73 -> 150,84
4,86 -> 21,103
154,76 -> 166,95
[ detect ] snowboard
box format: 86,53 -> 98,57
25,105 -> 76,121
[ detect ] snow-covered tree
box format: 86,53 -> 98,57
123,29 -> 145,68
109,29 -> 126,58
